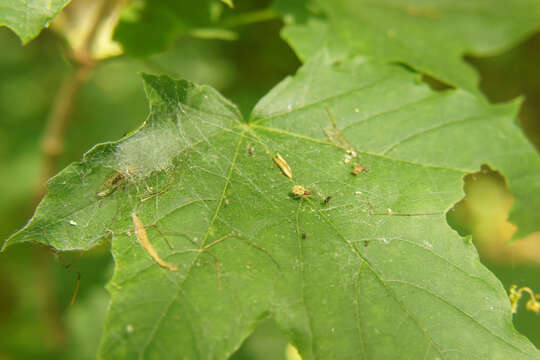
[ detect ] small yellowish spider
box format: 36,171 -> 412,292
291,185 -> 310,197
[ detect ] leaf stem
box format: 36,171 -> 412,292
223,8 -> 278,28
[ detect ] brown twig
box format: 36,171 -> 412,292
38,0 -> 119,196
33,45 -> 95,354
38,62 -> 95,196
32,0 -> 124,349
32,46 -> 94,354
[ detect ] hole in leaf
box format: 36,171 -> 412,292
446,164 -> 511,238
449,165 -> 540,268
230,319 -> 290,360
448,165 -> 540,349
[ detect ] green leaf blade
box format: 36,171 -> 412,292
253,52 -> 540,239
3,75 -> 242,251
5,58 -> 540,359
278,0 -> 540,93
0,0 -> 70,44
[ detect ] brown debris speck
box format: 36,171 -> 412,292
352,163 -> 367,175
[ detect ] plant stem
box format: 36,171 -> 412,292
33,44 -> 95,356
33,0 -> 123,348
39,62 -> 95,196
223,8 -> 278,28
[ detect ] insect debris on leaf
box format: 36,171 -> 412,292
131,213 -> 178,271
351,163 -> 368,175
96,167 -> 137,197
291,185 -> 310,198
273,153 -> 293,179
247,143 -> 255,156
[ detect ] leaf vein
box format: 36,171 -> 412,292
386,279 -> 532,356
137,131 -> 245,359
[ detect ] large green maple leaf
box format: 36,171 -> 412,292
277,0 -> 540,94
0,0 -> 70,43
4,53 -> 540,359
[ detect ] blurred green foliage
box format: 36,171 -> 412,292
465,34 -> 540,348
467,32 -> 540,150
0,0 -> 539,358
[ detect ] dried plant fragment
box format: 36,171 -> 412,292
131,213 -> 178,271
273,153 -> 293,179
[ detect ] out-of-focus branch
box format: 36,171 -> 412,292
36,57 -> 95,348
38,0 -> 123,195
34,0 -> 126,350
39,62 -> 95,195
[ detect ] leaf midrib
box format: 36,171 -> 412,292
137,129 -> 246,359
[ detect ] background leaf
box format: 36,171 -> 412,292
467,32 -> 540,150
0,0 -> 70,43
276,0 -> 540,93
114,0 -> 237,56
4,53 -> 540,358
